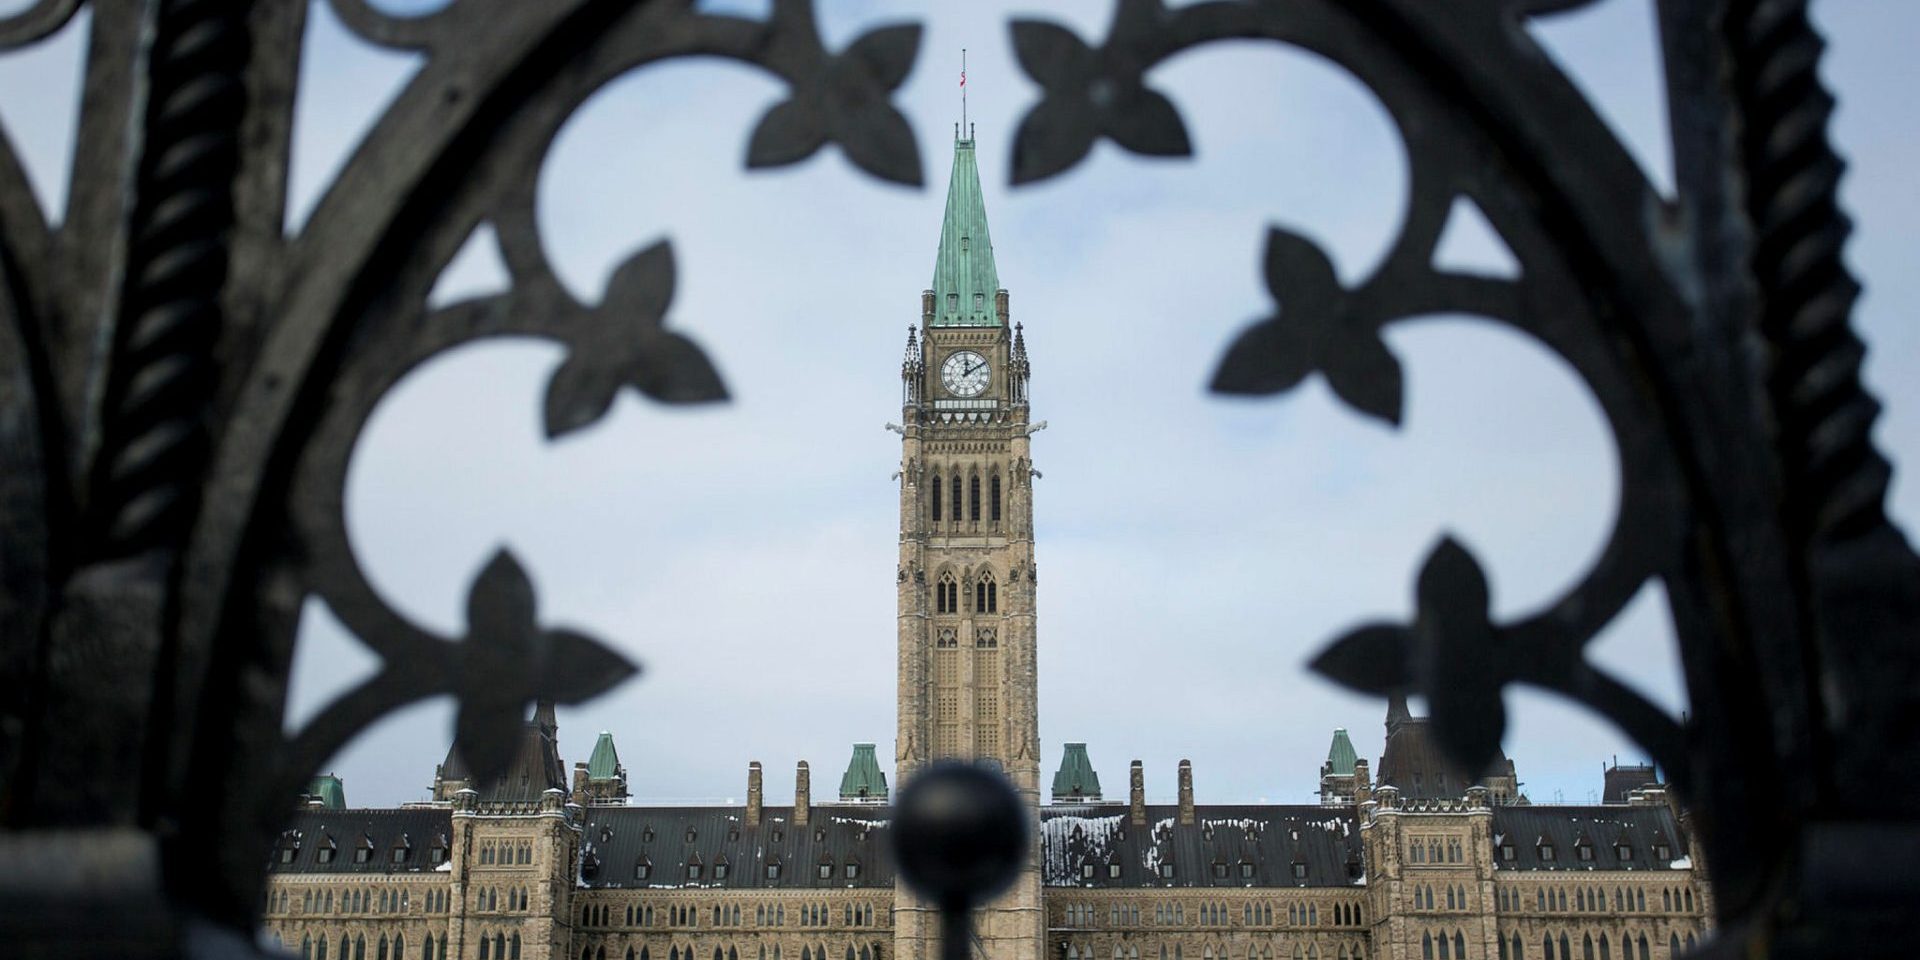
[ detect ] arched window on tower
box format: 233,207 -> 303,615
931,475 -> 941,522
938,572 -> 957,614
991,473 -> 1002,521
969,474 -> 981,521
951,473 -> 963,520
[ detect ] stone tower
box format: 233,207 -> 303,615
894,133 -> 1043,960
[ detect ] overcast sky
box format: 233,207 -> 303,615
1,0 -> 1912,810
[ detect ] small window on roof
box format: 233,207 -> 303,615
643,827 -> 655,842
1082,863 -> 1096,879
1211,862 -> 1228,879
1240,862 -> 1255,879
1616,844 -> 1633,860
1539,843 -> 1556,861
1291,862 -> 1308,880
845,863 -> 860,880
688,862 -> 703,880
279,846 -> 298,864
686,829 -> 698,843
815,829 -> 826,843
772,831 -> 784,843
1499,844 -> 1515,861
1577,845 -> 1594,862
1158,863 -> 1175,879
317,845 -> 335,864
430,845 -> 446,864
1652,843 -> 1671,860
766,862 -> 782,880
636,862 -> 652,880
714,863 -> 730,880
391,847 -> 408,863
1108,863 -> 1122,879
819,862 -> 834,880
354,846 -> 372,863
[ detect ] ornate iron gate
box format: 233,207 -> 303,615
0,0 -> 1912,956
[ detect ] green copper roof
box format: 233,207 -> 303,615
838,743 -> 888,800
1325,728 -> 1358,776
1052,743 -> 1103,800
930,138 -> 1001,327
308,774 -> 346,810
587,730 -> 621,781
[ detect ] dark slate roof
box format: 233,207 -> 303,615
269,808 -> 453,875
1491,805 -> 1690,872
1602,764 -> 1659,804
439,716 -> 568,802
1040,805 -> 1364,889
1377,715 -> 1513,800
577,806 -> 895,891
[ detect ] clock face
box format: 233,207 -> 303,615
941,351 -> 990,398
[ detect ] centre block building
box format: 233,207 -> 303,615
261,137 -> 1714,960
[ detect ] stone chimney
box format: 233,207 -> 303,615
1129,761 -> 1146,826
746,762 -> 764,826
794,761 -> 811,826
995,289 -> 1010,325
571,762 -> 590,808
1354,758 -> 1373,804
1178,760 -> 1195,825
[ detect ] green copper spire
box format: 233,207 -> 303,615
838,743 -> 888,801
586,730 -> 621,780
1051,743 -> 1103,801
1325,727 -> 1358,776
307,774 -> 346,810
930,136 -> 1002,327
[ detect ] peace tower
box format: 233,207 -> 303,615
891,133 -> 1044,960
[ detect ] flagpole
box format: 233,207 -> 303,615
961,48 -> 967,137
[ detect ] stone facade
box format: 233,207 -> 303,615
261,137 -> 1713,960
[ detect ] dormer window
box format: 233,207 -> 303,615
686,829 -> 697,843
1499,844 -> 1515,862
635,860 -> 652,880
642,827 -> 655,842
766,861 -> 782,880
430,845 -> 447,865
714,862 -> 730,880
1239,862 -> 1255,879
316,837 -> 336,864
1291,862 -> 1308,880
771,830 -> 784,843
687,861 -> 703,880
1081,863 -> 1095,879
1577,844 -> 1595,862
1653,843 -> 1672,860
845,862 -> 861,880
1158,863 -> 1175,879
1538,843 -> 1555,861
1108,863 -> 1121,879
818,861 -> 834,880
1616,844 -> 1634,861
354,836 -> 374,863
1211,862 -> 1228,879
814,828 -> 826,843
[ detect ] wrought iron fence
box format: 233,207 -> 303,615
0,0 -> 1913,956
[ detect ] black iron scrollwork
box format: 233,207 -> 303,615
0,0 -> 925,936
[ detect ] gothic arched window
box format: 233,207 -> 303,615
931,475 -> 942,522
969,474 -> 981,520
991,473 -> 1002,521
951,473 -> 963,520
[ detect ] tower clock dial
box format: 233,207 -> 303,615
940,350 -> 990,398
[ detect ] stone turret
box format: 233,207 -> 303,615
794,761 -> 810,826
1178,760 -> 1195,825
746,762 -> 763,825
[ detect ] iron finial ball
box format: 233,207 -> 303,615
892,761 -> 1028,911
